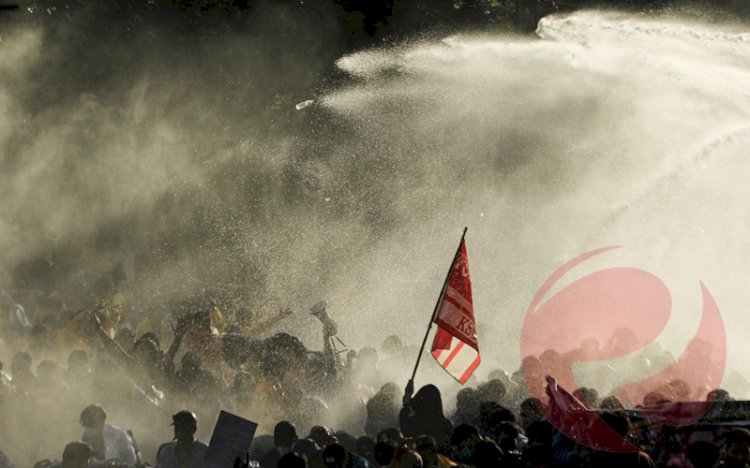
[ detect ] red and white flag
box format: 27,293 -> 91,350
430,239 -> 480,384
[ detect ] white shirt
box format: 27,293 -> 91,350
83,423 -> 138,466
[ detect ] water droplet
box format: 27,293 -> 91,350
295,99 -> 314,110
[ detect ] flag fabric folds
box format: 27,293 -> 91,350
430,239 -> 480,384
545,375 -> 638,452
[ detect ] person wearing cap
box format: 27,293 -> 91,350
79,404 -> 138,467
155,410 -> 208,468
259,421 -> 298,468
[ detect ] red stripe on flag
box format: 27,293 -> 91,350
440,340 -> 465,368
443,295 -> 471,316
429,236 -> 480,384
459,355 -> 481,384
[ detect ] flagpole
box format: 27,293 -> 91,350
408,226 -> 468,385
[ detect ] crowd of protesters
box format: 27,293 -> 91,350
1,277 -> 749,468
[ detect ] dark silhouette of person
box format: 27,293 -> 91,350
292,438 -> 322,468
321,443 -> 369,468
450,423 -> 481,464
687,440 -> 720,468
260,421 -> 299,468
60,442 -> 93,468
399,384 -> 453,449
477,379 -> 506,406
372,442 -> 395,468
365,383 -> 400,436
155,410 -> 208,468
468,439 -> 503,468
720,428 -> 750,468
307,426 -> 337,451
79,404 -> 138,465
491,422 -> 524,467
414,435 -> 439,468
173,352 -> 220,397
519,397 -> 545,430
60,442 -> 94,468
278,452 -> 307,468
585,411 -> 654,467
452,387 -> 480,427
478,401 -> 515,438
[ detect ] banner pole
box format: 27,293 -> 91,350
408,226 -> 468,385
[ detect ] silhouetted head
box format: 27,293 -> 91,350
393,448 -> 423,468
292,438 -> 319,458
373,441 -> 396,466
492,421 -> 519,452
376,427 -> 403,445
415,435 -> 437,466
180,352 -> 201,372
61,442 -> 92,468
380,382 -> 399,399
450,423 -> 480,449
221,334 -> 259,369
572,387 -> 599,407
334,430 -> 356,454
519,397 -> 545,428
479,401 -> 515,434
171,410 -> 198,442
355,435 -> 375,457
477,379 -> 506,404
132,336 -> 160,367
322,443 -> 346,468
410,384 -> 444,416
186,310 -> 211,330
308,425 -> 336,448
643,391 -> 669,406
262,333 -> 307,380
686,440 -> 719,468
707,388 -> 731,401
79,404 -> 106,429
357,346 -> 378,368
274,420 -> 298,449
599,395 -> 625,410
381,335 -> 402,355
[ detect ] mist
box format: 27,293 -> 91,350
320,10 -> 750,392
2,1 -> 750,464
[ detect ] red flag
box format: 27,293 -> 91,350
430,239 -> 480,384
545,375 -> 638,452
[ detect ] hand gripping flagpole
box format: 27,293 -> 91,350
408,227 -> 468,388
